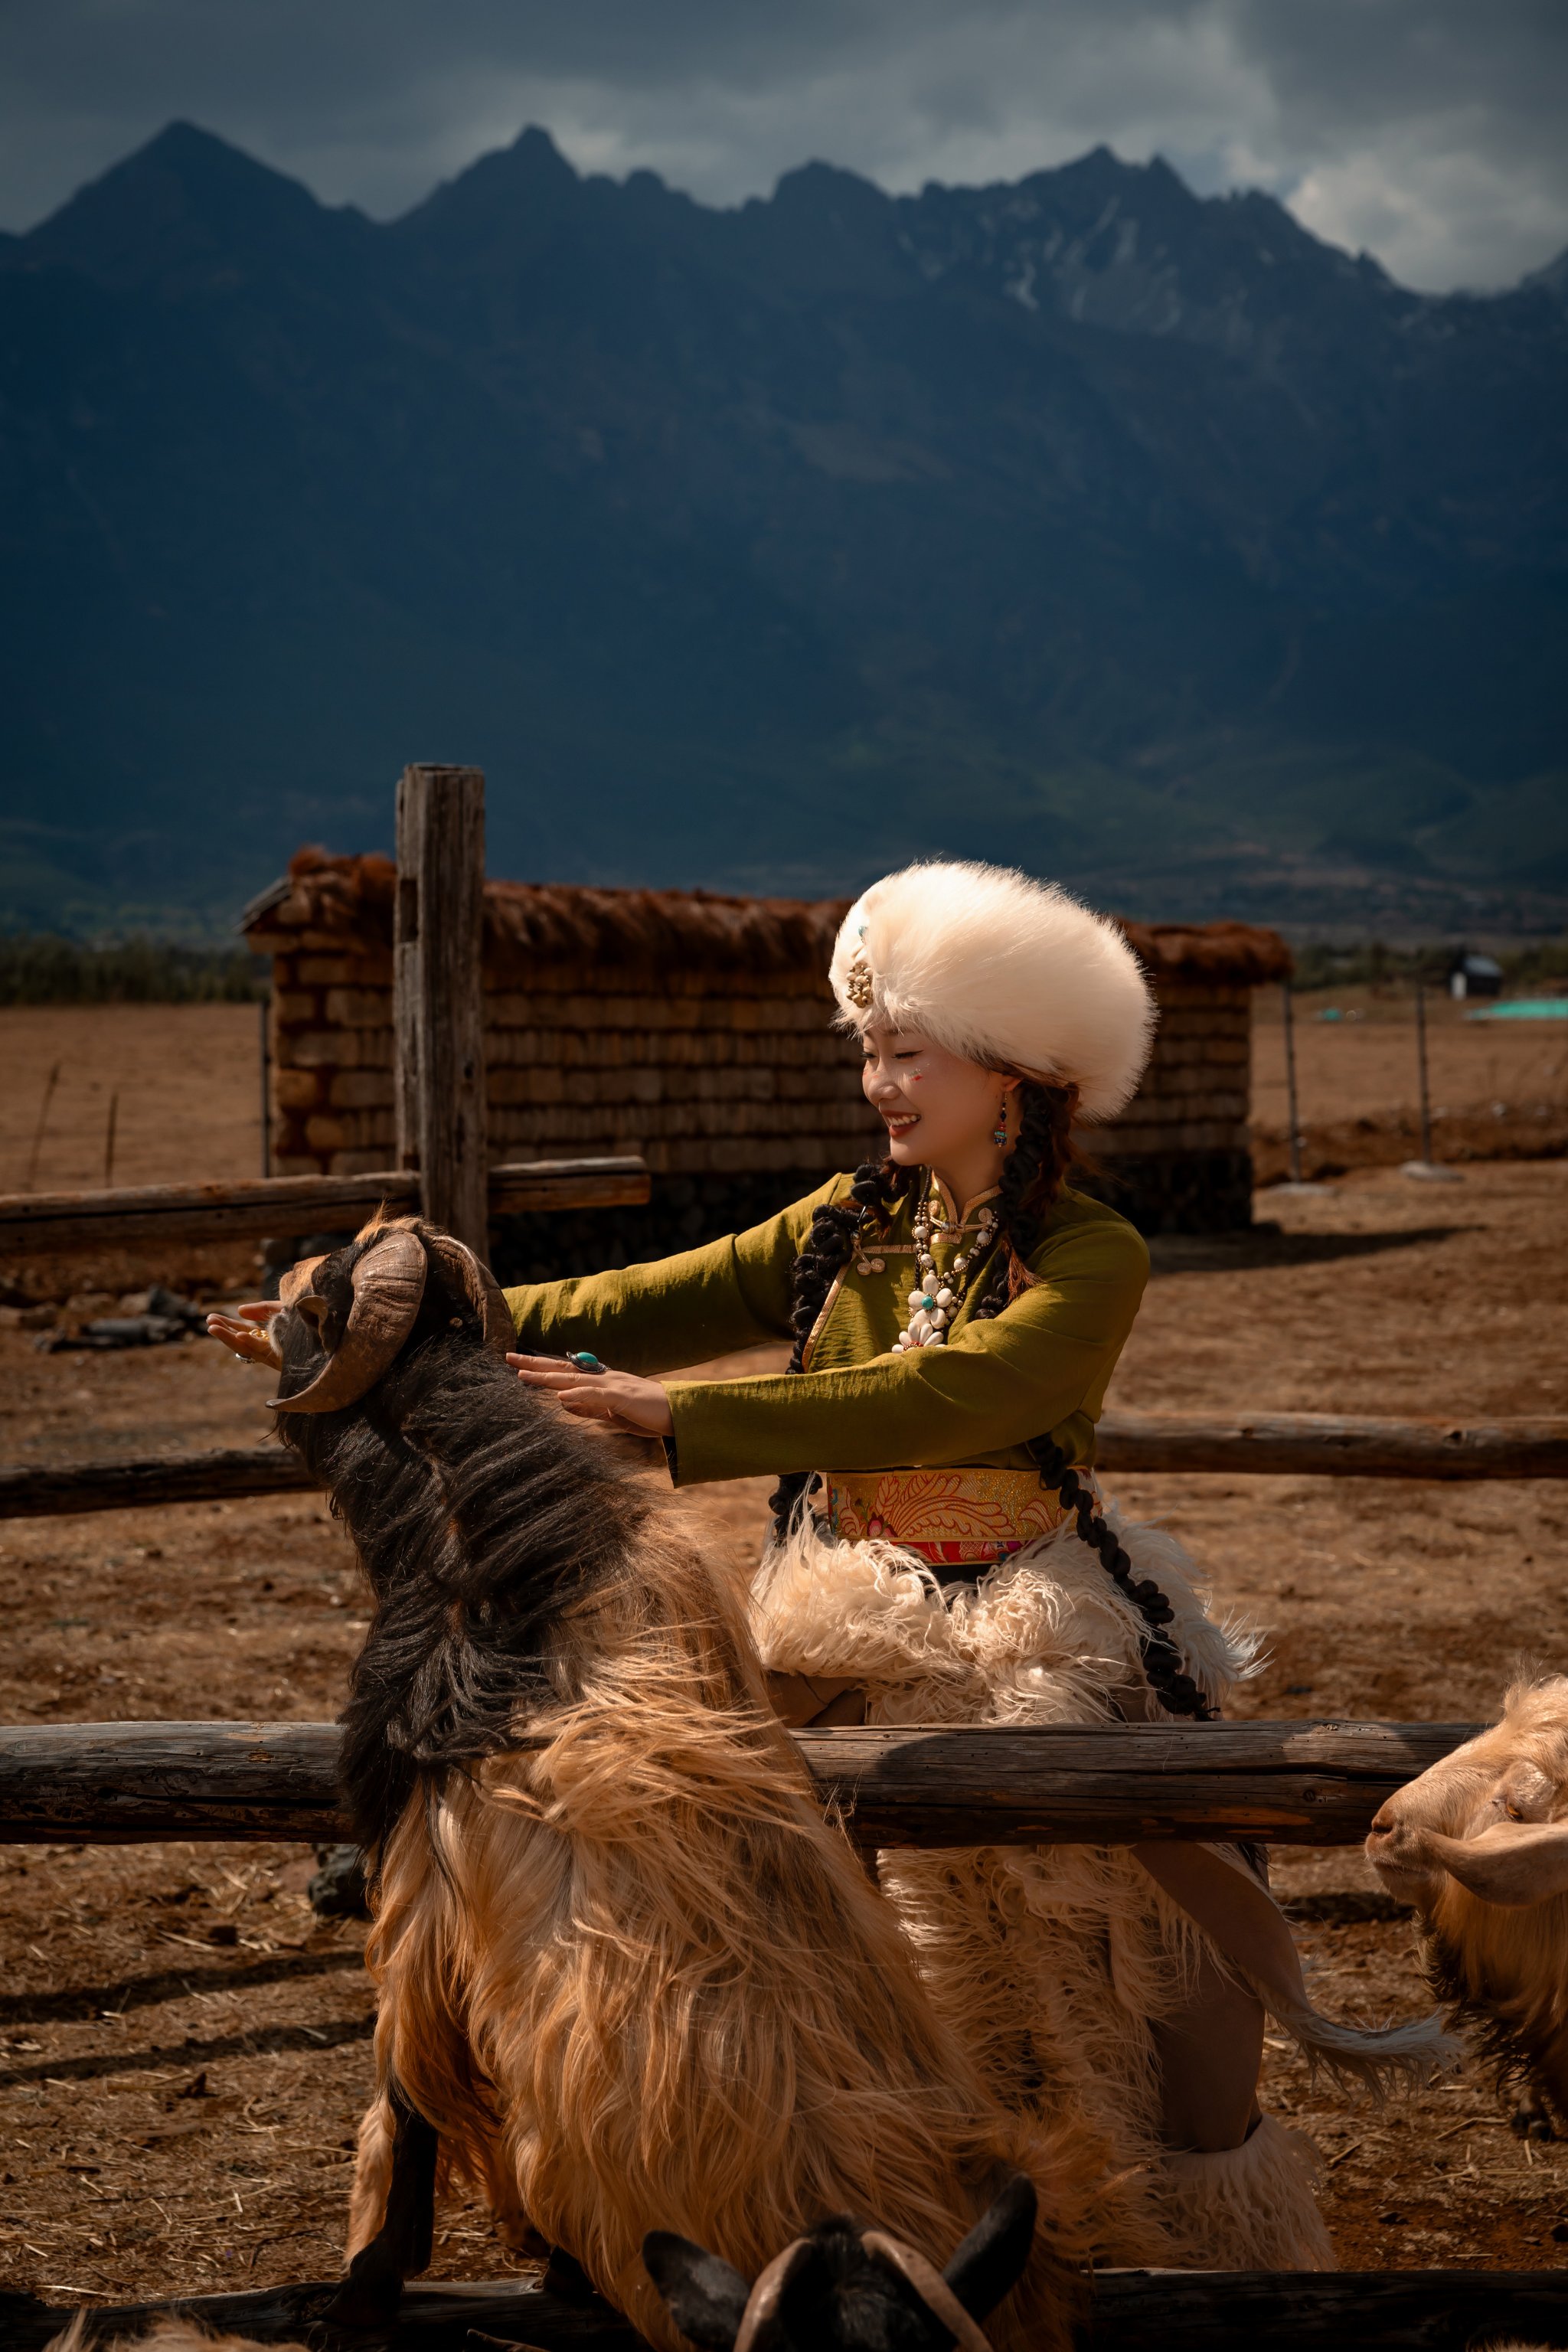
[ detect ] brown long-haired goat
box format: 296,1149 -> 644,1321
224,1219 -> 1077,2352
1366,1675 -> 1568,2132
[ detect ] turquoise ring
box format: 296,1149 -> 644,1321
568,1351 -> 607,1374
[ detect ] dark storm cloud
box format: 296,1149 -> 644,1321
2,0 -> 1566,289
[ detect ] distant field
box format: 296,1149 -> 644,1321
1252,984 -> 1568,1129
1,1002 -> 266,1193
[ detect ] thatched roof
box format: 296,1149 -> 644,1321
243,850 -> 1290,985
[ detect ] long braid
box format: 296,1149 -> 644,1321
1024,1434 -> 1215,1720
768,1159 -> 910,1538
971,1080 -> 1075,1318
971,1080 -> 1213,1721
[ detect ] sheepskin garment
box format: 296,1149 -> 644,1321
828,861 -> 1156,1120
751,1498 -> 1446,2270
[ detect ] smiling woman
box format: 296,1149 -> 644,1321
505,857 -> 1447,2276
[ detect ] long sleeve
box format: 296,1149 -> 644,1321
664,1210 -> 1148,1485
502,1176 -> 843,1375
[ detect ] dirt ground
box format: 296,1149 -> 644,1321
2,1008 -> 1567,2314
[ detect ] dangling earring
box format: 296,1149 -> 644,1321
991,1105 -> 1009,1148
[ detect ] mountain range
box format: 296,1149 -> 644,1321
2,121 -> 1566,937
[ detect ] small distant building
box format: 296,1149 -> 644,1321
1449,950 -> 1504,1001
243,853 -> 1290,1267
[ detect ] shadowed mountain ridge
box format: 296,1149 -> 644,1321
2,122 -> 1564,936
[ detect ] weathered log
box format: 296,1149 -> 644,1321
2,1409 -> 1561,1523
395,763 -> 489,1253
0,1719 -> 1479,1848
8,2267 -> 1568,2352
0,1156 -> 649,1255
1093,1409 -> 1568,1480
0,1447 -> 312,1519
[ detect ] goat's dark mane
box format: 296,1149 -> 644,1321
1423,1926 -> 1568,2130
273,1232 -> 655,1873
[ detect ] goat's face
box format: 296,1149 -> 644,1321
266,1218 -> 513,1418
642,2174 -> 1036,2351
1366,1678 -> 1568,1913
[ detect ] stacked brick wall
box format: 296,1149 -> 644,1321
248,883 -> 1264,1243
249,902 -> 880,1183
1092,983 -> 1253,1233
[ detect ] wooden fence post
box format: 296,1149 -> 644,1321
394,765 -> 489,1252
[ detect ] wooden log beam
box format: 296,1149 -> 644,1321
0,1719 -> 1479,1849
2,1408 -> 1560,1523
1093,1408 -> 1568,1481
395,763 -> 489,1253
0,1155 -> 649,1255
0,1446 -> 311,1519
8,2268 -> 1568,2352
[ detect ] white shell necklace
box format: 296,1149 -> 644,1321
890,1181 -> 999,1352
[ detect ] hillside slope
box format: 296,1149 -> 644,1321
2,122 -> 1565,933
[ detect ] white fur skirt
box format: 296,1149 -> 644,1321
748,1498 -> 1449,2268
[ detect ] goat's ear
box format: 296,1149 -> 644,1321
642,2230 -> 751,2350
943,2173 -> 1037,2320
1428,1820 -> 1568,1906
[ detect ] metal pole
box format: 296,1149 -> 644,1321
260,991 -> 272,1179
1281,981 -> 1303,1184
1414,975 -> 1433,1165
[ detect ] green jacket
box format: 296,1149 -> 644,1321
504,1174 -> 1148,1488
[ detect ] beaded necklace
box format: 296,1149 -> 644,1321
890,1179 -> 998,1353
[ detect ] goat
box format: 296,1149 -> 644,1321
212,1219 -> 1080,2352
643,2171 -> 1037,2351
1366,1674 -> 1568,2132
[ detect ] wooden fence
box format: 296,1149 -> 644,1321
0,1717 -> 1478,1848
6,768 -> 1565,2348
3,1413 -> 1564,1521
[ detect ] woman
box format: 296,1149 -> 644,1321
507,860 -> 1442,2270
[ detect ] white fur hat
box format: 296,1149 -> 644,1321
828,861 -> 1155,1120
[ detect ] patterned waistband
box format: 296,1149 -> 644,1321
822,1466 -> 1074,1568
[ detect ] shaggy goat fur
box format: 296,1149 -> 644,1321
828,863 -> 1155,1119
44,2322 -> 305,2352
752,1499 -> 1442,2269
1371,1676 -> 1568,2128
270,1229 -> 1083,2352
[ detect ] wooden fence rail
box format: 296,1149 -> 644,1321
0,1156 -> 650,1256
10,2265 -> 1568,2352
0,1718 -> 1477,1848
4,1413 -> 1564,1522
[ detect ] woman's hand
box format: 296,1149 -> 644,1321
506,1353 -> 675,1439
206,1301 -> 283,1367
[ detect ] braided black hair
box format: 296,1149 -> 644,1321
971,1080 -> 1078,1321
768,1158 -> 910,1537
769,1092 -> 1214,1724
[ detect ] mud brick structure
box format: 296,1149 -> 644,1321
243,854 -> 1289,1269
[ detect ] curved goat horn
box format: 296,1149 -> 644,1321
733,2238 -> 812,2352
421,1230 -> 514,1357
270,1227 -> 427,1414
859,2231 -> 995,2352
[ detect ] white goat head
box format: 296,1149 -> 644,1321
1365,1676 -> 1568,2123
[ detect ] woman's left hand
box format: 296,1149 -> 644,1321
506,1354 -> 675,1439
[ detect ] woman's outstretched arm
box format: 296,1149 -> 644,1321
502,1174 -> 844,1375
662,1213 -> 1148,1483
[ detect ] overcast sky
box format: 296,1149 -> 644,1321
4,0 -> 1566,292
